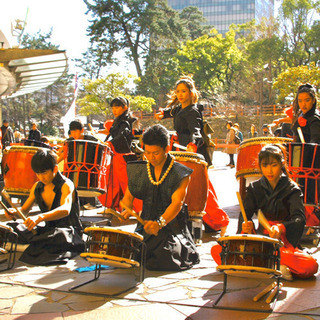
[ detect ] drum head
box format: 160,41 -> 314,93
84,226 -> 144,242
80,253 -> 140,268
218,234 -> 283,247
217,265 -> 281,278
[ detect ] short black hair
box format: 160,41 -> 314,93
69,119 -> 84,131
31,149 -> 57,173
142,124 -> 169,149
110,96 -> 129,108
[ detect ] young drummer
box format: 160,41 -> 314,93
211,145 -> 318,280
5,149 -> 84,265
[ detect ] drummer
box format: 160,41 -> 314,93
291,83 -> 320,144
97,97 -> 142,213
4,149 -> 84,265
211,144 -> 318,280
120,124 -> 199,271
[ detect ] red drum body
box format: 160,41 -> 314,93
1,146 -> 42,195
236,137 -> 292,180
287,142 -> 320,206
217,234 -> 282,277
169,151 -> 208,215
63,140 -> 110,197
80,227 -> 144,268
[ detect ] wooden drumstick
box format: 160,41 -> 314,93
266,282 -> 283,304
258,209 -> 272,233
0,199 -> 16,221
120,201 -> 146,226
88,123 -> 112,150
253,281 -> 277,302
236,191 -> 248,223
1,190 -> 37,235
297,127 -> 305,143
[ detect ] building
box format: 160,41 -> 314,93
167,0 -> 274,35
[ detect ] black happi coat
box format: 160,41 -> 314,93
292,105 -> 320,144
237,174 -> 306,248
107,110 -> 136,153
9,172 -> 85,265
127,154 -> 200,271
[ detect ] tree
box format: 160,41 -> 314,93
278,0 -> 320,66
84,0 -> 185,78
77,73 -> 155,120
273,62 -> 320,102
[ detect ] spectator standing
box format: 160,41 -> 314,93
1,120 -> 14,147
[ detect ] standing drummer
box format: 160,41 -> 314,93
120,124 -> 199,271
211,145 -> 318,280
4,149 -> 84,265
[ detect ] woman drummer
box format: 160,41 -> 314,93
212,145 -> 318,280
155,75 -> 229,235
291,83 -> 320,144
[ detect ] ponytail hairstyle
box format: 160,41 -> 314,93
166,75 -> 200,112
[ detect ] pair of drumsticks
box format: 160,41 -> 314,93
0,190 -> 37,235
236,191 -> 283,303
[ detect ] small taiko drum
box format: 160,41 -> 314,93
80,227 -> 144,268
0,223 -> 18,271
63,140 -> 110,197
1,146 -> 44,196
287,142 -> 320,206
217,234 -> 282,277
169,151 -> 208,215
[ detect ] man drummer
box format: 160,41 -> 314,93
120,124 -> 199,271
4,149 -> 84,265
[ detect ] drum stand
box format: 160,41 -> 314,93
0,230 -> 18,272
69,242 -> 147,296
213,271 -> 282,311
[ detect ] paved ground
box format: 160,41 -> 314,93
0,151 -> 320,319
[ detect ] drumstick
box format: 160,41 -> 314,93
120,200 -> 146,226
258,209 -> 272,233
102,207 -> 125,220
173,143 -> 188,151
88,123 -> 111,150
1,190 -> 37,235
297,127 -> 305,143
253,281 -> 277,302
236,191 -> 248,223
266,282 -> 283,304
0,199 -> 16,221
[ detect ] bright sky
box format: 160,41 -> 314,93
1,0 -> 91,73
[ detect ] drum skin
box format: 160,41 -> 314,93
236,137 -> 293,180
218,234 -> 282,270
1,146 -> 42,195
169,151 -> 208,214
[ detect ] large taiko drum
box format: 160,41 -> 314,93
169,151 -> 208,215
287,142 -> 320,206
63,140 -> 110,197
236,137 -> 293,181
217,234 -> 282,277
80,227 -> 144,268
1,146 -> 45,196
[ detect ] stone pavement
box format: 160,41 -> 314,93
0,152 -> 320,319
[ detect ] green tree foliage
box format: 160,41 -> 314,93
77,73 -> 155,119
278,0 -> 320,66
273,62 -> 320,102
84,0 -> 185,79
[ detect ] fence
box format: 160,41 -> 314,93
131,104 -> 291,120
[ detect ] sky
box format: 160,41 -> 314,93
1,0 -> 136,78
1,0 -> 91,74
